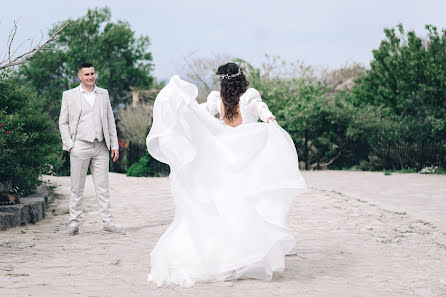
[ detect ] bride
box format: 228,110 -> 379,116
146,63 -> 306,287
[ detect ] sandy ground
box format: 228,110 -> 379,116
0,171 -> 445,297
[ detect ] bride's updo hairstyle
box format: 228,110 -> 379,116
216,63 -> 249,123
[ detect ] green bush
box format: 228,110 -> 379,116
0,75 -> 61,195
127,153 -> 169,177
351,24 -> 446,143
238,24 -> 446,170
239,57 -> 362,168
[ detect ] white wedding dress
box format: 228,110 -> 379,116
146,75 -> 306,287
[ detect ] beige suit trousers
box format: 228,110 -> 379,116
69,139 -> 112,227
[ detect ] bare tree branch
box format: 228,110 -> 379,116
181,52 -> 232,102
0,19 -> 70,71
311,151 -> 342,170
3,18 -> 20,65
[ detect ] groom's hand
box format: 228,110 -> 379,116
111,149 -> 119,162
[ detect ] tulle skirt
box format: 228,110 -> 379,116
146,76 -> 306,287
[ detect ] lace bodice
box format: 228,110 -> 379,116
202,88 -> 273,124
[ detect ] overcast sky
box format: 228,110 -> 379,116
1,0 -> 445,80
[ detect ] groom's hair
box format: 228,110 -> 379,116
78,62 -> 94,71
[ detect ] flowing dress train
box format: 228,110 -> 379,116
146,75 -> 306,287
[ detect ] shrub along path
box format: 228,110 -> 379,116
0,171 -> 445,297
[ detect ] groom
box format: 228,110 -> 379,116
59,62 -> 125,235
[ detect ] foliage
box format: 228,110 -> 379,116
0,75 -> 61,195
237,23 -> 446,170
126,153 -> 169,177
19,7 -> 154,117
238,57 -> 361,168
117,103 -> 153,143
419,166 -> 444,174
420,166 -> 438,174
351,24 -> 446,143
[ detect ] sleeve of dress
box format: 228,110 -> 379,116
199,91 -> 220,116
245,88 -> 273,122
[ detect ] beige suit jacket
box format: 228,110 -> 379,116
59,85 -> 118,151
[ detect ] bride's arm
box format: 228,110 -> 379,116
246,89 -> 275,123
200,91 -> 220,116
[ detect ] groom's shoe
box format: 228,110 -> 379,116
104,224 -> 126,234
64,226 -> 79,236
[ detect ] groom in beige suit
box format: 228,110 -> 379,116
59,62 -> 125,235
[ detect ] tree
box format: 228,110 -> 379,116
181,53 -> 233,102
351,24 -> 446,142
0,18 -> 66,194
19,7 -> 154,117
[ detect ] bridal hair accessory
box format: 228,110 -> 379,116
219,68 -> 241,80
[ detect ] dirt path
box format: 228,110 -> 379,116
1,171 -> 445,297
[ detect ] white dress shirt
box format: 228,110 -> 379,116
80,84 -> 98,108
